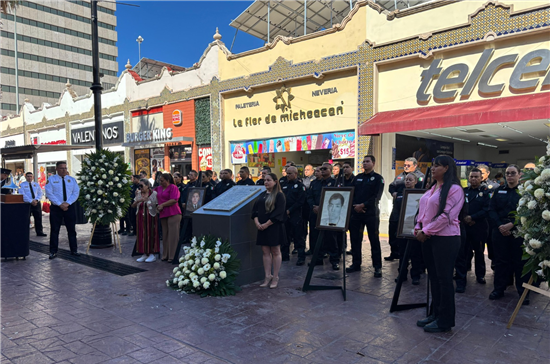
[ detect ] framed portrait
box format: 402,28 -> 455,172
185,187 -> 206,217
316,187 -> 354,232
396,189 -> 427,239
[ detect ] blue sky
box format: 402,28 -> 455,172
116,1 -> 265,75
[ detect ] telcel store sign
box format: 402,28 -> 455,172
417,48 -> 550,103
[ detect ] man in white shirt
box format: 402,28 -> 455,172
20,172 -> 47,237
45,161 -> 81,259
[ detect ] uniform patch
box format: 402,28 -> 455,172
479,192 -> 483,197
488,185 -> 493,189
419,177 -> 423,181
294,184 -> 298,188
357,179 -> 363,182
498,190 -> 507,194
370,177 -> 374,181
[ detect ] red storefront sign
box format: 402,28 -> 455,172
198,146 -> 213,171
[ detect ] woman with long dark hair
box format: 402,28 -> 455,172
414,155 -> 464,333
252,173 -> 286,289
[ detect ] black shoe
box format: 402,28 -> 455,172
346,250 -> 352,255
489,291 -> 504,300
395,277 -> 407,283
37,232 -> 47,237
71,251 -> 81,257
345,265 -> 361,273
49,253 -> 57,260
412,278 -> 420,285
118,229 -> 124,234
308,261 -> 323,267
322,253 -> 329,259
423,321 -> 451,333
121,231 -> 128,236
455,286 -> 466,293
292,249 -> 298,255
332,263 -> 340,270
476,277 -> 486,284
416,315 -> 436,327
384,255 -> 397,261
128,232 -> 136,237
282,256 -> 290,262
305,250 -> 312,256
296,259 -> 305,266
374,268 -> 382,278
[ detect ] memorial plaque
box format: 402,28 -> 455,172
203,185 -> 264,212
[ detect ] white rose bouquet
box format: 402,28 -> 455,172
76,149 -> 132,225
516,139 -> 550,284
166,235 -> 241,297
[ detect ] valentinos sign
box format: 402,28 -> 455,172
417,48 -> 550,104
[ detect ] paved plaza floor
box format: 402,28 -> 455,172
2,220 -> 549,364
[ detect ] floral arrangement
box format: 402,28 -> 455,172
166,235 -> 241,297
516,140 -> 550,285
76,149 -> 132,225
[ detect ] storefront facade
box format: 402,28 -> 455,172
222,71 -> 357,176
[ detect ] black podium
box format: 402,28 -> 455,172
192,186 -> 265,286
1,202 -> 31,259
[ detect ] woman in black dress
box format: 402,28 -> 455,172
252,173 -> 286,289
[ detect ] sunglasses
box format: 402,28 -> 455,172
139,184 -> 147,188
319,167 -> 329,171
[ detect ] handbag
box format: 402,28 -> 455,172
42,201 -> 51,213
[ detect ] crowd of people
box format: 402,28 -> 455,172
4,154 -> 533,334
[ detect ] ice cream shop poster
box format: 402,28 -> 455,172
231,131 -> 355,163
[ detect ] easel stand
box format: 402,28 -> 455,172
390,239 -> 429,315
302,230 -> 347,301
85,222 -> 121,254
507,275 -> 550,328
171,217 -> 190,264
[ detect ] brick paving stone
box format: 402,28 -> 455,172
2,220 -> 549,363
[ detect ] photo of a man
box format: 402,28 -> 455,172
319,191 -> 350,229
185,188 -> 205,216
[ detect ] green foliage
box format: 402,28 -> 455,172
76,149 -> 132,225
195,97 -> 211,145
166,235 -> 241,297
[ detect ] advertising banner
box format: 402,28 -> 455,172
134,149 -> 151,177
230,143 -> 247,164
150,147 -> 165,175
230,131 -> 355,162
198,146 -> 213,171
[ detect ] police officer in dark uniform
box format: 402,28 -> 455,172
200,170 -> 216,203
488,165 -> 528,302
256,167 -> 271,186
462,168 -> 490,285
214,169 -> 236,197
282,166 -> 306,265
0,168 -> 13,195
337,162 -> 355,187
387,157 -> 425,261
301,164 -> 315,252
307,162 -> 339,269
236,166 -> 255,186
347,155 -> 384,277
477,163 -> 500,269
279,166 -> 289,189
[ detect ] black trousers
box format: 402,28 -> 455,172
309,213 -> 339,264
49,204 -> 78,254
422,235 -> 461,328
284,215 -> 305,260
465,230 -> 487,279
387,220 -> 401,258
397,239 -> 424,279
30,202 -> 44,234
127,206 -> 137,232
349,216 -> 381,268
492,229 -> 528,295
119,215 -> 129,231
454,225 -> 468,288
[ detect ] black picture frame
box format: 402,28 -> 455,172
185,187 -> 206,217
396,189 -> 427,239
316,187 -> 354,232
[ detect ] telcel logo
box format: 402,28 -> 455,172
417,48 -> 550,104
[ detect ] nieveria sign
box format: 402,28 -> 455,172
417,48 -> 550,103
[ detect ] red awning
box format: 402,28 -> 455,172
359,93 -> 550,135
